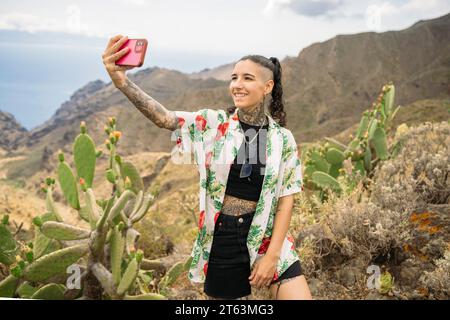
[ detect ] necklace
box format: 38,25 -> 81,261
239,117 -> 267,179
242,120 -> 266,145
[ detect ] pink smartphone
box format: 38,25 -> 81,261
115,38 -> 148,67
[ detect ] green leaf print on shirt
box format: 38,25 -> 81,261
213,139 -> 225,161
218,113 -> 224,124
206,169 -> 216,185
232,145 -> 238,159
191,241 -> 201,268
267,134 -> 273,157
263,199 -> 277,238
202,249 -> 210,261
264,216 -> 274,238
263,167 -> 278,192
281,134 -> 291,160
278,259 -> 290,275
214,200 -> 222,212
282,146 -> 294,162
226,133 -> 234,141
203,171 -> 225,199
270,198 -> 278,216
255,197 -> 265,216
283,168 -> 296,190
208,182 -> 223,199
247,225 -> 263,248
188,123 -> 195,142
189,123 -> 203,143
198,226 -> 207,243
201,178 -> 207,189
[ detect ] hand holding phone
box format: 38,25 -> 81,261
102,35 -> 147,88
115,39 -> 148,67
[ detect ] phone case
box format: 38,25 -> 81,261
115,39 -> 148,67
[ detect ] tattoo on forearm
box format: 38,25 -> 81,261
119,78 -> 178,130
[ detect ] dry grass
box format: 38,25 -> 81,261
1,121 -> 448,300
291,121 -> 449,299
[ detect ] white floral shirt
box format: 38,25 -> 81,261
170,107 -> 304,283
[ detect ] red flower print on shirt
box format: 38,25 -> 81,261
177,117 -> 185,128
198,210 -> 205,230
203,262 -> 208,276
195,115 -> 207,131
205,151 -> 213,169
232,113 -> 239,121
215,122 -> 229,140
273,271 -> 279,281
258,237 -> 271,254
214,212 -> 220,224
287,234 -> 295,250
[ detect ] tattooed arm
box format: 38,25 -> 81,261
102,34 -> 178,131
117,78 -> 178,131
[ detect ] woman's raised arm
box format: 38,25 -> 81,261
117,78 -> 178,130
102,34 -> 178,131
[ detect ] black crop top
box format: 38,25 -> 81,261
224,119 -> 269,202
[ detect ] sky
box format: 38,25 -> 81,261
1,0 -> 450,59
0,0 -> 449,130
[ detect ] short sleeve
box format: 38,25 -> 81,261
170,108 -> 224,166
279,131 -> 304,198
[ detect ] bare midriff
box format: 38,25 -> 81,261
221,194 -> 258,216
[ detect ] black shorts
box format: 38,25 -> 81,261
204,211 -> 303,299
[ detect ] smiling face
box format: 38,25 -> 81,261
229,59 -> 274,111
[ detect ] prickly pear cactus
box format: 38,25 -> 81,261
0,117 -> 186,300
303,83 -> 400,201
0,217 -> 18,266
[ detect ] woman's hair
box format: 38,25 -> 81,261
227,55 -> 287,127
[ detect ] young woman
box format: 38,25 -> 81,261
102,35 -> 313,300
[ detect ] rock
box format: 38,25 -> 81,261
365,291 -> 396,300
306,277 -> 323,297
337,267 -> 358,288
70,80 -> 106,102
399,266 -> 420,287
0,110 -> 27,150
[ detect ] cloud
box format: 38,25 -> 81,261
66,5 -> 88,34
363,0 -> 450,31
263,0 -> 449,23
286,0 -> 344,17
395,0 -> 450,14
364,2 -> 396,31
262,0 -> 292,16
0,6 -> 104,37
0,12 -> 59,33
262,0 -> 358,20
120,0 -> 146,5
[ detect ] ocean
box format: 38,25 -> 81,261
0,30 -> 240,131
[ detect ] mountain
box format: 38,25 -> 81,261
188,63 -> 234,81
0,110 -> 27,151
280,12 -> 450,141
2,12 -> 450,181
16,66 -> 230,152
